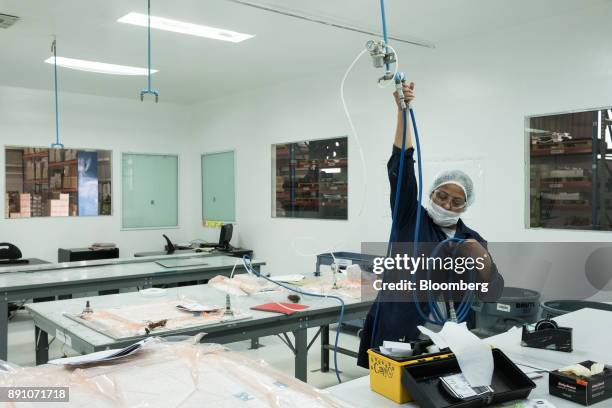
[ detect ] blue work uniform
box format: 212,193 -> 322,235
356,146 -> 504,368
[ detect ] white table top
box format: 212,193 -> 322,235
26,279 -> 365,349
0,251 -> 223,274
328,308 -> 612,407
0,255 -> 263,291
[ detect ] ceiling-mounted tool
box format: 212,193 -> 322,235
140,0 -> 159,102
50,38 -> 64,149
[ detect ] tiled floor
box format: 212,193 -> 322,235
6,310 -> 369,389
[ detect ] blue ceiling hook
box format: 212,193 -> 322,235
50,37 -> 64,149
140,0 -> 159,102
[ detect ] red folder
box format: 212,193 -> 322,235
251,302 -> 309,315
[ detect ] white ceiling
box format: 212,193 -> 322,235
0,0 -> 606,104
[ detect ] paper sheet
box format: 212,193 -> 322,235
48,338 -> 154,366
380,341 -> 413,357
419,322 -> 494,387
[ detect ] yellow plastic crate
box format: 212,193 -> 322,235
367,348 -> 454,404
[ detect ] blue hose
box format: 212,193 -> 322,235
140,0 -> 159,101
51,40 -> 63,149
379,0 -> 389,71
387,108 -> 408,252
373,106 -> 408,346
147,0 -> 151,91
242,256 -> 345,383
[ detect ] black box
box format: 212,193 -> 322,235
401,348 -> 535,408
549,361 -> 612,406
58,247 -> 119,262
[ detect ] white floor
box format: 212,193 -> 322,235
6,310 -> 369,389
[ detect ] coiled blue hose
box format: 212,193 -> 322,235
242,256 -> 345,383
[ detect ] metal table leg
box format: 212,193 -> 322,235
250,337 -> 261,349
35,326 -> 49,365
293,327 -> 308,382
320,324 -> 330,372
0,295 -> 7,361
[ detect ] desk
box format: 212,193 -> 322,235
327,376 -> 580,408
0,254 -> 264,362
328,308 -> 612,407
25,282 -> 372,382
2,259 -> 51,317
134,247 -> 254,259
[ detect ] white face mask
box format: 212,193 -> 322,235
426,199 -> 461,227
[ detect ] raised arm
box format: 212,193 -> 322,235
393,82 -> 415,148
388,82 -> 419,230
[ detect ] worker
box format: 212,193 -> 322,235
357,82 -> 504,368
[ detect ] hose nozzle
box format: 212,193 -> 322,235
395,72 -> 407,109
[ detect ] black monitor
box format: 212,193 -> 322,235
218,224 -> 233,250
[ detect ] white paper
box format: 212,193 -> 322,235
176,303 -> 219,313
419,322 -> 494,387
48,338 -> 153,366
441,373 -> 492,398
382,341 -> 412,352
380,341 -> 413,358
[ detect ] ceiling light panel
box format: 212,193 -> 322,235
44,57 -> 157,76
118,13 -> 254,43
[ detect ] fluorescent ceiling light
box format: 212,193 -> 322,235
117,12 -> 254,43
44,57 -> 157,76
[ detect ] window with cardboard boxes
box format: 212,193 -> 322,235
4,146 -> 112,218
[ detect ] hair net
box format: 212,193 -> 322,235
429,170 -> 475,207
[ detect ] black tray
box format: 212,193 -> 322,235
401,348 -> 536,408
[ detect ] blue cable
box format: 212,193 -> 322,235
51,39 -> 63,149
425,238 -> 464,324
372,106 -> 407,347
387,107 -> 408,251
379,0 -> 389,71
147,0 -> 151,91
140,0 -> 159,102
241,256 -> 345,383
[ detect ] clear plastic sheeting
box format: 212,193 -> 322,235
209,272 -> 365,300
209,274 -> 280,296
0,337 -> 350,408
297,274 -> 364,300
64,299 -> 251,340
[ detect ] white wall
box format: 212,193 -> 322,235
2,2 -> 612,282
0,85 -> 198,261
189,2 -> 612,278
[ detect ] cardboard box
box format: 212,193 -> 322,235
549,361 -> 612,406
50,148 -> 63,162
41,158 -> 48,179
50,194 -> 70,216
25,161 -> 35,180
19,193 -> 31,217
65,149 -> 77,161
